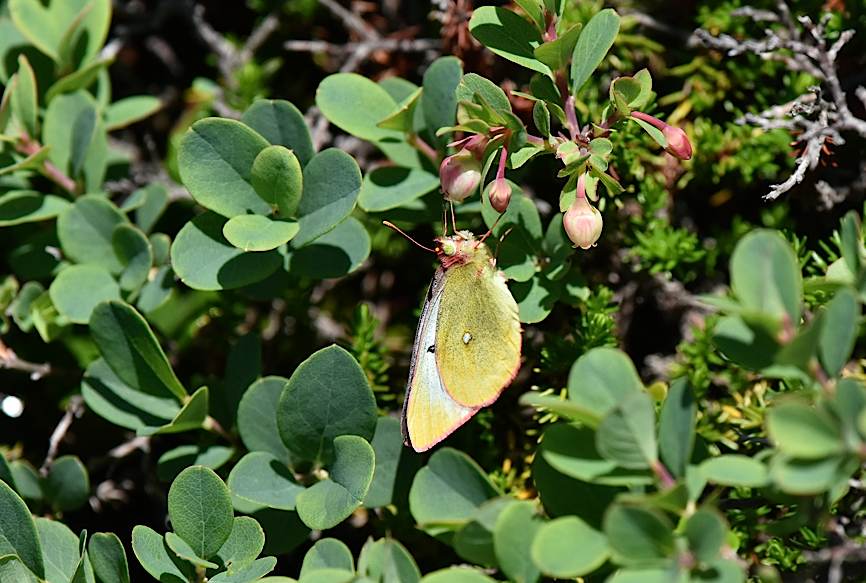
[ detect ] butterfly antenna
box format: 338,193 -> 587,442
383,221 -> 437,253
441,204 -> 448,237
494,227 -> 514,262
474,214 -> 504,248
449,200 -> 457,234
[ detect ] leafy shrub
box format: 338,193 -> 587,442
1,0 -> 866,582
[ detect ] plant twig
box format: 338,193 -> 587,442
695,1 -> 866,200
17,137 -> 77,195
284,38 -> 440,55
40,395 -> 84,476
0,340 -> 51,380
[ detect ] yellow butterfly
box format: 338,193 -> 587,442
399,229 -> 522,452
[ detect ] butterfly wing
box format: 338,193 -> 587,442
435,258 -> 521,408
402,269 -> 479,452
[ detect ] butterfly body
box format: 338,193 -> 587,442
402,231 -> 522,452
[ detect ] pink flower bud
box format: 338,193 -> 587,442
563,196 -> 603,250
488,178 -> 511,213
439,149 -> 481,202
662,125 -> 692,160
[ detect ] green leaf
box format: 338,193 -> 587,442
251,145 -> 303,218
112,224 -> 153,292
10,0 -> 110,65
730,230 -> 802,324
0,556 -> 39,583
692,559 -> 745,583
171,211 -> 283,291
165,532 -> 218,569
712,316 -> 780,371
43,91 -> 106,190
519,393 -> 603,427
409,448 -> 498,529
358,167 -> 439,213
223,215 -> 299,252
131,525 -> 194,583
228,452 -> 305,511
493,501 -> 543,583
819,287 -> 858,377
840,211 -> 862,276
530,516 -> 609,578
138,385 -> 209,436
766,401 -> 843,459
685,509 -> 727,563
11,55 -> 37,137
241,99 -> 315,167
769,454 -> 846,495
168,466 -> 234,560
603,504 -> 675,566
469,7 -> 552,77
9,460 -> 44,503
0,479 -> 44,578
0,146 -> 52,178
285,217 -> 371,279
422,57 -> 462,146
45,58 -> 109,102
131,184 -> 168,234
49,265 -> 120,325
456,74 -> 512,113
570,9 -> 620,95
699,455 -> 769,488
532,101 -> 551,136
597,392 -> 658,470
36,518 -> 79,583
357,538 -> 420,583
209,557 -> 277,583
513,0 -> 545,30
44,456 -> 89,512
89,300 -> 187,401
295,435 -> 375,530
377,87 -> 422,132
365,416 -> 412,509
81,357 -> 179,431
632,116 -> 666,149
533,23 -> 581,71
293,148 -> 361,247
316,74 -> 421,167
658,379 -> 696,478
105,96 -> 161,131
237,377 -> 293,463
607,567 -> 680,583
539,423 -> 652,486
276,345 -> 376,464
300,539 -> 354,577
157,444 -> 235,482
568,347 -> 643,417
215,516 -> 265,571
88,532 -> 130,583
178,117 -> 272,218
420,567 -> 496,583
454,498 -> 515,567
57,195 -> 127,274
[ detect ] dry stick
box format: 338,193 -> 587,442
284,38 -> 440,54
40,396 -> 84,476
0,340 -> 51,380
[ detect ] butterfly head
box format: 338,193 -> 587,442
435,231 -> 488,268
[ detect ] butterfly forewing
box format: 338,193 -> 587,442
402,270 -> 478,452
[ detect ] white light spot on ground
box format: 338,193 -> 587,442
1,396 -> 24,418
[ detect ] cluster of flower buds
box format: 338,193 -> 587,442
630,112 -> 693,161
563,173 -> 603,249
439,134 -> 488,202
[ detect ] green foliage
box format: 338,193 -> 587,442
2,1 -> 865,582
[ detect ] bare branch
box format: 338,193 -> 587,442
40,396 -> 84,476
0,340 -> 51,380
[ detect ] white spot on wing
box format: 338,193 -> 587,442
462,332 -> 472,344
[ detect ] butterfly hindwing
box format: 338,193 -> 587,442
435,252 -> 521,408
